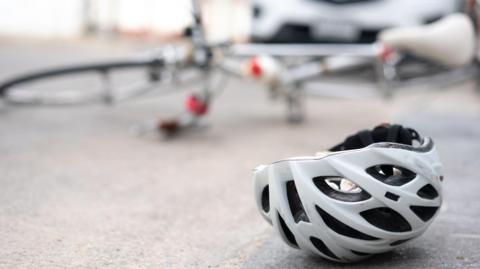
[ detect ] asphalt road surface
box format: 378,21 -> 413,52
0,39 -> 479,268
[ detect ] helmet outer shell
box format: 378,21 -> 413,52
253,138 -> 443,263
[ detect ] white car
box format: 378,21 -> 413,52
251,0 -> 463,43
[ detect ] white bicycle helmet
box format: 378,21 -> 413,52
253,124 -> 443,263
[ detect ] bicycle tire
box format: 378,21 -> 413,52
0,59 -> 163,95
0,58 -> 165,105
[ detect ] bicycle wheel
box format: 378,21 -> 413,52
0,58 -> 168,106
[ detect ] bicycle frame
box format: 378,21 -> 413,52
1,0 -> 479,136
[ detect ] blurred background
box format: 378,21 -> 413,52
0,0 -> 479,268
0,0 -> 466,42
0,0 -> 251,42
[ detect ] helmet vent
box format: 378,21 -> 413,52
351,250 -> 371,256
286,181 -> 310,223
385,192 -> 400,201
390,238 -> 412,246
315,205 -> 379,241
410,206 -> 439,222
309,236 -> 339,260
360,207 -> 412,232
313,176 -> 371,202
366,165 -> 416,186
261,185 -> 270,213
277,212 -> 298,247
417,184 -> 439,200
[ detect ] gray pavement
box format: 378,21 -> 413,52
0,39 -> 479,268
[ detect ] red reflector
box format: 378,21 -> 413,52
380,45 -> 395,62
185,95 -> 208,116
249,58 -> 263,77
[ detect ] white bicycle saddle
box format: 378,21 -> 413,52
379,13 -> 476,67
